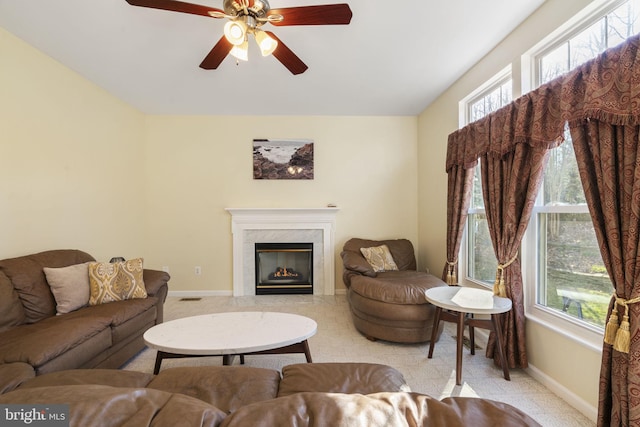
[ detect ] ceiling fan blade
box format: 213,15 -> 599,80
265,31 -> 308,75
199,36 -> 233,70
268,4 -> 352,26
125,0 -> 223,18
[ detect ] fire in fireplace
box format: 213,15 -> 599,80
255,243 -> 313,295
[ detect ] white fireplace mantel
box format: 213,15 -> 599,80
225,207 -> 339,296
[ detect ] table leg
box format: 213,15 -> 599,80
302,340 -> 313,362
153,351 -> 166,374
456,311 -> 465,385
491,313 -> 511,381
427,306 -> 442,359
468,314 -> 475,356
222,355 -> 246,365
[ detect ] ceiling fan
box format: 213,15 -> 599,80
125,0 -> 353,75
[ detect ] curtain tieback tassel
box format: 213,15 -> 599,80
446,260 -> 458,286
605,295 -> 640,353
604,308 -> 619,345
493,254 -> 518,297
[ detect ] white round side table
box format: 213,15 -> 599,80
425,286 -> 512,385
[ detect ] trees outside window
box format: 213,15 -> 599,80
533,0 -> 638,329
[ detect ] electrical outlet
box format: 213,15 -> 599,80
195,266 -> 202,276
162,266 -> 170,273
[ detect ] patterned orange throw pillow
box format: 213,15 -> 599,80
88,258 -> 147,305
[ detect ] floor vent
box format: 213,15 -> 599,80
179,297 -> 202,302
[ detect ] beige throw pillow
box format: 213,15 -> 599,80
44,262 -> 91,315
360,245 -> 399,273
88,258 -> 147,305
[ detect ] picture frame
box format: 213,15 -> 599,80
253,138 -> 314,180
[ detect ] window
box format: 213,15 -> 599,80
462,70 -> 512,285
537,0 -> 640,85
467,78 -> 512,123
531,0 -> 639,332
533,130 -> 611,330
459,0 -> 639,347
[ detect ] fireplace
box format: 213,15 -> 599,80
225,207 -> 339,296
255,243 -> 313,295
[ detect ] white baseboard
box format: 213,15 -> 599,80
469,330 -> 597,422
168,289 -> 346,297
526,363 -> 598,423
168,290 -> 232,297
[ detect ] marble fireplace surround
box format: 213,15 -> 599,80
225,208 -> 339,296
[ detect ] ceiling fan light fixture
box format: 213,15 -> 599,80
126,0 -> 353,75
230,40 -> 249,61
255,30 -> 278,56
224,20 -> 247,45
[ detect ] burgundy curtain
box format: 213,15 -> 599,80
442,164 -> 474,285
480,142 -> 549,369
446,33 -> 640,416
564,35 -> 640,427
447,95 -> 562,369
572,122 -> 640,426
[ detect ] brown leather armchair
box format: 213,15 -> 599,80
341,238 -> 447,343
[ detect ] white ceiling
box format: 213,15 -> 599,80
0,0 -> 546,116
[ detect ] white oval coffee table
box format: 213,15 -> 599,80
144,311 -> 317,373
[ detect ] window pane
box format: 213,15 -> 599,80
569,20 -> 606,68
471,165 -> 484,209
539,0 -> 640,83
486,87 -> 502,113
540,42 -> 568,84
467,213 -> 496,284
608,1 -> 640,46
470,99 -> 485,122
501,81 -> 512,106
538,212 -> 610,328
543,138 -> 586,205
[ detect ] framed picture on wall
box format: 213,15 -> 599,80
253,138 -> 314,180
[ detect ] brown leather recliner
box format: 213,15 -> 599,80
341,238 -> 447,343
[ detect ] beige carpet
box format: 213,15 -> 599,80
122,294 -> 595,427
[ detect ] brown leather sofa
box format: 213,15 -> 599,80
0,363 -> 541,426
342,238 -> 447,343
0,249 -> 169,376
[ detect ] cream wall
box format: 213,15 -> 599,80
1,28 -> 419,293
417,0 -> 601,419
142,115 -> 418,293
0,28 -> 146,261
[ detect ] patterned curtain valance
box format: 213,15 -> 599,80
446,33 -> 640,172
